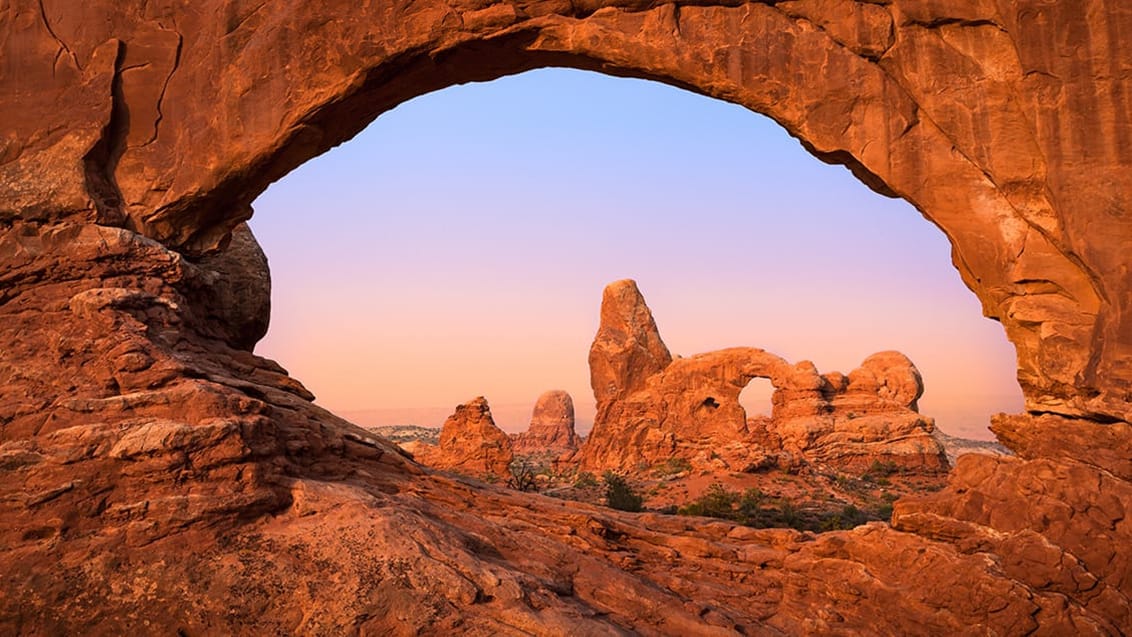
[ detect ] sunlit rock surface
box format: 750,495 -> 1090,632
414,397 -> 514,481
578,280 -> 949,474
1,1 -> 1129,633
511,390 -> 582,457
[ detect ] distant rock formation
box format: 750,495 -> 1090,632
589,281 -> 673,406
576,280 -> 948,474
4,3 -> 1131,632
369,425 -> 440,457
414,397 -> 513,480
932,430 -> 1012,466
370,425 -> 441,445
511,390 -> 581,457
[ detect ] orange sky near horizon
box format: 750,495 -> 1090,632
249,69 -> 1024,441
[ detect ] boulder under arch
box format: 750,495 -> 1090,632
1,1 -> 1129,633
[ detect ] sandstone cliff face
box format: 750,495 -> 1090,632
1,2 -> 1130,634
589,280 -> 673,406
511,390 -> 581,457
3,0 -> 1127,422
415,397 -> 513,480
578,281 -> 948,474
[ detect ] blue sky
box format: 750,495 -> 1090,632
249,68 -> 1022,439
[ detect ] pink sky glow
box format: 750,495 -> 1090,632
250,69 -> 1024,441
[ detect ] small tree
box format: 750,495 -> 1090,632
507,459 -> 539,492
603,471 -> 644,512
573,471 -> 599,489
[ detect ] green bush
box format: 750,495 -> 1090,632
777,501 -> 800,527
603,472 -> 644,512
678,483 -> 737,519
862,460 -> 901,484
573,471 -> 599,489
737,488 -> 765,521
674,484 -> 898,532
818,504 -> 868,531
652,456 -> 693,478
677,484 -> 768,526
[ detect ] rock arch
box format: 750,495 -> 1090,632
739,375 -> 775,419
579,280 -> 948,472
4,1 -> 1127,421
2,2 -> 1130,633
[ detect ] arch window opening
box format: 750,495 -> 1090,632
740,378 -> 776,423
248,68 -> 1022,442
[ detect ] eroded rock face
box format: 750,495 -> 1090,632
511,390 -> 581,457
589,280 -> 673,405
578,281 -> 948,474
1,1 -> 1130,634
192,223 -> 271,351
3,1 -> 1128,422
415,397 -> 514,480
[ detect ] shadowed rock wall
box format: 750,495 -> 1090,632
1,1 -> 1129,634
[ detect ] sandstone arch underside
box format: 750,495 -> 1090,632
1,1 -> 1130,634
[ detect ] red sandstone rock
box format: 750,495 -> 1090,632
511,390 -> 581,456
415,397 -> 513,480
852,350 -> 923,409
193,223 -> 271,351
0,2 -> 1130,634
588,279 -> 672,406
577,280 -> 947,474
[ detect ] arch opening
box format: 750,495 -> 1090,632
248,68 -> 1023,441
4,5 -> 1129,633
739,378 -> 775,422
72,0 -> 1116,425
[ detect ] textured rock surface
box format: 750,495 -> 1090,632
511,390 -> 581,456
578,281 -> 948,473
192,223 -> 271,351
3,0 -> 1128,421
589,280 -> 673,406
414,397 -> 514,480
1,1 -> 1130,634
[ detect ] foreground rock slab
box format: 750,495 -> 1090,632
1,1 -> 1130,633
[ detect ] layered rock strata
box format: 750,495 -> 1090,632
1,1 -> 1130,634
579,280 -> 948,474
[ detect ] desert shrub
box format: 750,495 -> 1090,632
507,459 -> 539,492
675,485 -> 898,532
652,456 -> 693,478
573,471 -> 599,489
678,483 -> 738,519
818,504 -> 868,531
862,460 -> 901,482
677,485 -> 768,526
603,472 -> 644,512
776,501 -> 801,528
736,488 -> 765,522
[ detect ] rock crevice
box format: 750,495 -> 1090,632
1,1 -> 1129,633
